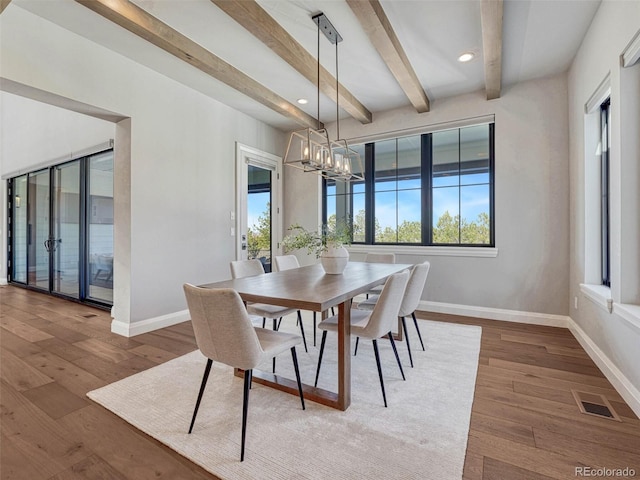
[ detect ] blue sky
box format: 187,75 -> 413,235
247,192 -> 270,230
327,174 -> 489,230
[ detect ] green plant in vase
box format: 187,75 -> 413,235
282,222 -> 352,273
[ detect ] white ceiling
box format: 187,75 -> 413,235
12,0 -> 601,131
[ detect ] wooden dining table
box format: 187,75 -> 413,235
201,261 -> 412,411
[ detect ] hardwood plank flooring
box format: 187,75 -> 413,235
1,286 -> 638,480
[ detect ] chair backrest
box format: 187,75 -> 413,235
230,259 -> 265,279
273,255 -> 300,272
398,261 -> 430,317
360,270 -> 410,339
183,284 -> 263,370
365,253 -> 396,264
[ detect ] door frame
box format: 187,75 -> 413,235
235,143 -> 283,262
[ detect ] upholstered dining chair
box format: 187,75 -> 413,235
230,259 -> 308,356
273,254 -> 320,346
365,252 -> 396,264
357,261 -> 430,368
364,252 -> 396,298
183,284 -> 305,462
314,270 -> 410,407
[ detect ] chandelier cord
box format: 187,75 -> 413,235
336,40 -> 340,140
317,21 -> 321,131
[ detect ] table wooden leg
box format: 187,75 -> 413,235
232,305 -> 352,411
337,300 -> 351,410
393,317 -> 404,341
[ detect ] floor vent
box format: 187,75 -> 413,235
572,390 -> 621,421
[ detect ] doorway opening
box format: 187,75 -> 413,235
8,149 -> 114,307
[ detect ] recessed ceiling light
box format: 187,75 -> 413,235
297,98 -> 308,105
458,52 -> 475,63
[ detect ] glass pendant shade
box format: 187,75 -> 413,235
283,127 -> 332,173
324,138 -> 364,181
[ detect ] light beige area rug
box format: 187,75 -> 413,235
88,317 -> 481,480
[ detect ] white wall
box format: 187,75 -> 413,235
0,93 -> 116,176
567,1 -> 640,398
286,74 -> 570,316
1,6 -> 286,330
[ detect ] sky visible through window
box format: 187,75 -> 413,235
327,174 -> 490,234
248,191 -> 269,230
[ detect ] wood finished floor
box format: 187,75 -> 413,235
1,285 -> 639,480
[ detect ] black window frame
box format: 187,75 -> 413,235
600,98 -> 611,287
323,123 -> 495,247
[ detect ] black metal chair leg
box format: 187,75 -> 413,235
276,317 -> 282,331
388,332 -> 406,380
248,369 -> 253,389
262,317 -> 266,328
297,311 -> 308,352
240,368 -> 252,462
412,312 -> 425,351
188,358 -> 213,434
272,319 -> 278,373
401,316 -> 414,368
290,347 -> 305,410
372,339 -> 387,407
354,336 -> 359,356
314,330 -> 328,387
313,312 -> 317,346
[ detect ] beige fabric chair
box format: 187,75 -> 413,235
183,284 -> 305,462
314,270 -> 410,407
273,255 -> 321,346
357,261 -> 430,367
230,259 -> 308,354
365,252 -> 396,264
364,252 -> 396,297
273,255 -> 300,272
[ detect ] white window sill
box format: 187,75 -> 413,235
347,244 -> 498,258
614,303 -> 640,333
580,283 -> 613,312
579,285 -> 640,332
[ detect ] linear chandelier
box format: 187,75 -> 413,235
283,12 -> 364,182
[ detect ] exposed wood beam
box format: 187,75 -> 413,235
346,0 -> 429,113
75,0 -> 321,129
481,0 -> 503,100
211,0 -> 372,125
1,0 -> 11,14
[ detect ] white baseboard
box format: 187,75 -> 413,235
0,277 -> 8,286
418,300 -> 570,328
568,317 -> 640,418
111,309 -> 190,337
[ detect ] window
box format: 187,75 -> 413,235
600,98 -> 611,287
324,123 -> 494,247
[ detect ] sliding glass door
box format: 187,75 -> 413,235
27,169 -> 50,290
8,150 -> 114,307
11,175 -> 28,283
87,151 -> 114,303
52,160 -> 81,298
